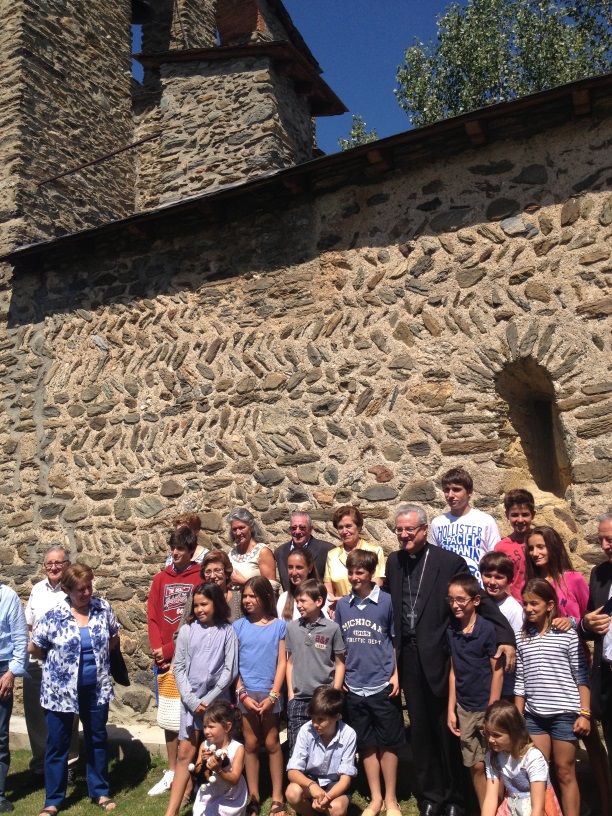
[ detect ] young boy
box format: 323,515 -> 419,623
286,686 -> 357,816
480,552 -> 524,699
494,488 -> 536,601
430,466 -> 500,582
446,573 -> 503,807
285,580 -> 346,755
335,550 -> 404,816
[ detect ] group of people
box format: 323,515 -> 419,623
1,465 -> 611,816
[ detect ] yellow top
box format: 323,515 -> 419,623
323,539 -> 386,598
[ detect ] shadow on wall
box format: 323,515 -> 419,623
496,357 -> 572,498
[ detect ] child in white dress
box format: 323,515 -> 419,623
193,700 -> 247,816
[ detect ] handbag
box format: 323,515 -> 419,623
156,667 -> 181,731
110,643 -> 130,686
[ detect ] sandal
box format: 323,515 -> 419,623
269,802 -> 287,816
180,795 -> 192,812
38,810 -> 58,816
94,800 -> 116,812
246,796 -> 260,816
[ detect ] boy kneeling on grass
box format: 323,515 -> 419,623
286,687 -> 357,816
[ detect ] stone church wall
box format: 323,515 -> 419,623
2,110 -> 612,722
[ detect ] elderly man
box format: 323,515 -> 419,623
23,546 -> 79,781
579,512 -> 612,764
0,581 -> 28,812
273,512 -> 334,591
385,504 -> 515,816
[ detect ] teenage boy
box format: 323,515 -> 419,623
285,580 -> 346,755
430,467 -> 500,582
480,552 -> 523,699
335,550 -> 404,816
494,489 -> 536,601
147,527 -> 202,796
446,573 -> 503,808
286,686 -> 357,816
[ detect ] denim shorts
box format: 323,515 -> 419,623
525,711 -> 578,741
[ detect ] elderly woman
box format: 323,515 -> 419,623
29,563 -> 120,815
227,508 -> 278,593
180,550 -> 242,625
324,505 -> 385,612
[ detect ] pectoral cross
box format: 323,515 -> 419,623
406,609 -> 417,628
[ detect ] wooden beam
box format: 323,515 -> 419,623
464,119 -> 487,145
366,149 -> 392,172
572,88 -> 591,116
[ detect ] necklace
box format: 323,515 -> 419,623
405,547 -> 429,629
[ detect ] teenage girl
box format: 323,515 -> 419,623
525,526 -> 611,812
482,699 -> 562,816
233,577 -> 287,816
525,526 -> 589,630
515,579 -> 590,816
277,549 -> 321,621
164,582 -> 239,816
192,700 -> 247,816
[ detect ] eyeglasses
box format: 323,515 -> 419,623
395,524 -> 425,534
203,568 -> 225,577
290,525 -> 309,532
45,560 -> 68,568
445,597 -> 473,607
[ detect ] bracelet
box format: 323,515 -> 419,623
307,781 -> 318,792
269,690 -> 280,700
569,616 -> 577,630
580,709 -> 592,719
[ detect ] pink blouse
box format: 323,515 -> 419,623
552,570 -> 589,620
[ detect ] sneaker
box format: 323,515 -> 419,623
148,770 -> 174,796
0,799 -> 14,813
67,768 -> 75,786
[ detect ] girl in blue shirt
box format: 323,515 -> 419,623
233,577 -> 287,816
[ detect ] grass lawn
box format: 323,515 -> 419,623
6,748 -> 420,816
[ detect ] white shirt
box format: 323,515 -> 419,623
25,578 -> 67,627
430,507 -> 500,582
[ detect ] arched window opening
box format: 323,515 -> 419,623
496,358 -> 571,497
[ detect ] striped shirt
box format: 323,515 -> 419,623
514,626 -> 589,717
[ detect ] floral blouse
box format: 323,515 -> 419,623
32,596 -> 120,713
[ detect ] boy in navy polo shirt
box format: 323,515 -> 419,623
335,550 -> 404,816
285,580 -> 346,755
446,573 -> 503,808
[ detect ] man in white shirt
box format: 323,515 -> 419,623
23,546 -> 79,780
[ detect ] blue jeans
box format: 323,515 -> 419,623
0,663 -> 13,799
45,684 -> 110,807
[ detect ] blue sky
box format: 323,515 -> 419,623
283,0 -> 451,153
133,1 -> 451,154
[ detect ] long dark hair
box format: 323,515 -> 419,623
241,576 -> 277,619
525,525 -> 573,590
187,582 -> 230,625
281,549 -> 320,621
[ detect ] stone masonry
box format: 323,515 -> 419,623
1,2 -> 612,725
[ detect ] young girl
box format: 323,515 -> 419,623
525,526 -> 611,812
164,583 -> 239,816
233,577 -> 287,816
277,549 -> 322,621
514,579 -> 590,816
192,700 -> 247,816
482,700 -> 561,816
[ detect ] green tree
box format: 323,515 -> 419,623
338,114 -> 379,150
396,0 -> 612,127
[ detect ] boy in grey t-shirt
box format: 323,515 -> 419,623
285,580 -> 346,755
